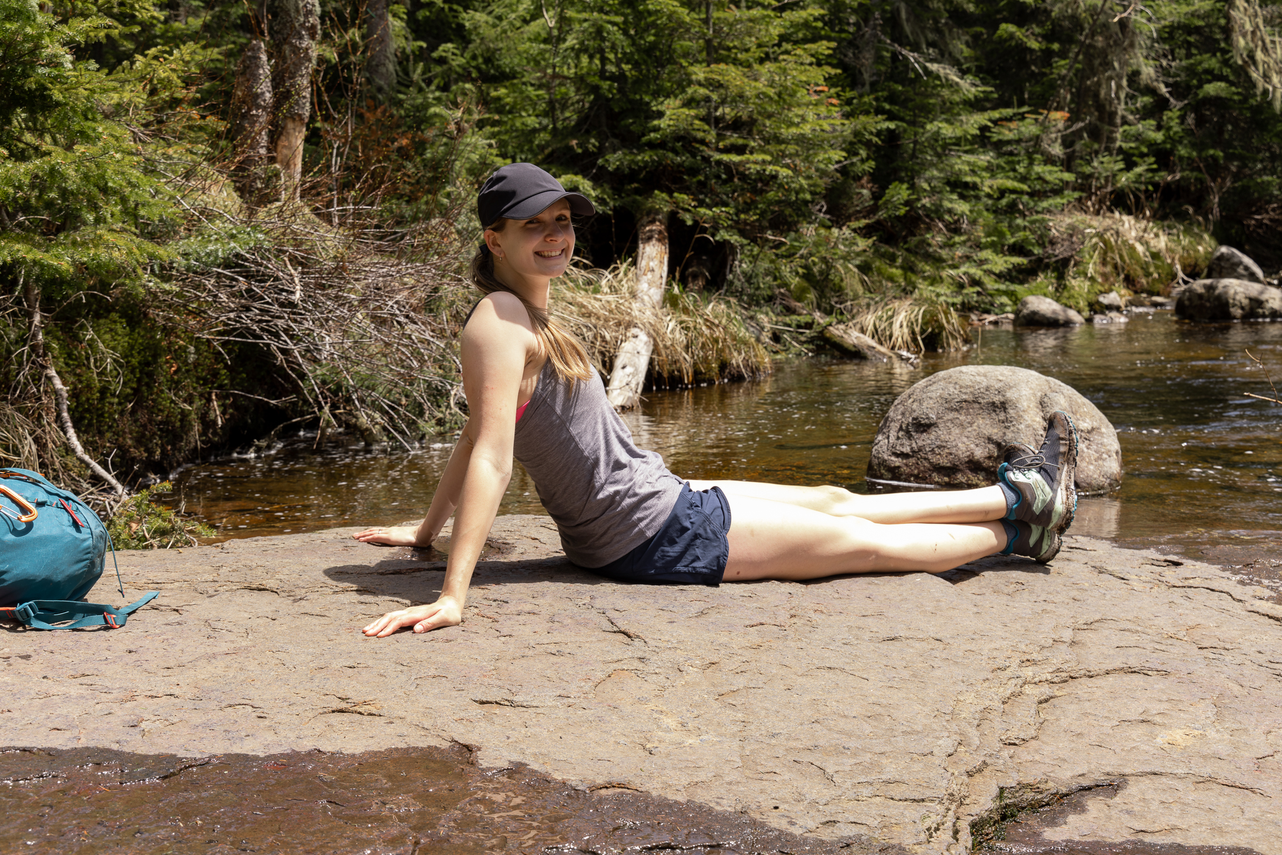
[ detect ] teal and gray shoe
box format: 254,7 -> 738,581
998,411 -> 1079,533
1002,520 -> 1062,564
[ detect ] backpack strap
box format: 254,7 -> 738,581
1,591 -> 159,630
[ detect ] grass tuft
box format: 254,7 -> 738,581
840,297 -> 970,353
556,264 -> 771,388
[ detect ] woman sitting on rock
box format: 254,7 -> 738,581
354,163 -> 1079,636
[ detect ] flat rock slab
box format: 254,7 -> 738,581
3,518 -> 1279,855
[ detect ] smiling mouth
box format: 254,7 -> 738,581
535,248 -> 565,258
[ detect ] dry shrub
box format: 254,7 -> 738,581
158,211 -> 473,448
0,397 -> 128,512
0,403 -> 46,472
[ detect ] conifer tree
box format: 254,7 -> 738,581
0,0 -> 179,491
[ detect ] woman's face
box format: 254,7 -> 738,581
486,199 -> 575,284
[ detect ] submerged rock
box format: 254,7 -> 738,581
3,524 -> 1277,855
1205,245 -> 1266,284
1015,295 -> 1085,327
1175,278 -> 1282,321
866,365 -> 1122,493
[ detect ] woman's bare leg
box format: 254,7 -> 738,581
688,479 -> 1007,525
720,493 -> 1006,582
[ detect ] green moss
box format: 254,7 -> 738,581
968,783 -> 1058,849
107,482 -> 214,549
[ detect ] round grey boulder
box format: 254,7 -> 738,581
1205,246 -> 1265,284
867,366 -> 1122,494
1174,278 -> 1282,321
1015,295 -> 1085,327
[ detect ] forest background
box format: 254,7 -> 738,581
3,0 -> 1282,536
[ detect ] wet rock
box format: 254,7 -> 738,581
1094,290 -> 1125,312
1015,296 -> 1085,328
3,524 -> 1278,855
1204,246 -> 1266,284
1174,278 -> 1282,321
0,745 -> 867,855
866,365 -> 1122,493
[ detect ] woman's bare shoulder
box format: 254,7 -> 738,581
461,292 -> 539,374
465,292 -> 536,339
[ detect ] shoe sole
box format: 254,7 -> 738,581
1054,410 -> 1079,536
1035,531 -> 1062,563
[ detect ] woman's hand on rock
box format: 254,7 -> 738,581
352,525 -> 427,547
362,597 -> 462,637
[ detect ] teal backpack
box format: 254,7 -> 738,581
0,468 -> 157,630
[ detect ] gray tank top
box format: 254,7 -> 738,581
512,360 -> 683,567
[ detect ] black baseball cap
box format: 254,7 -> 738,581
477,163 -> 595,227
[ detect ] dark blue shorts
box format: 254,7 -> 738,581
589,483 -> 731,586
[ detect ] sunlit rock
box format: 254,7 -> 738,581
1097,290 -> 1124,310
1205,245 -> 1266,284
6,523 -> 1279,854
1175,277 -> 1282,321
866,365 -> 1122,493
1014,295 -> 1085,327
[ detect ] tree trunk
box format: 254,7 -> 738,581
21,272 -> 126,499
230,38 -> 277,206
363,0 -> 396,103
606,210 -> 669,410
269,0 -> 320,201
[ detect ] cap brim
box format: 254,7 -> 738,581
499,189 -> 595,221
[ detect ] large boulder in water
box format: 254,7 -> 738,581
1204,245 -> 1266,284
1175,278 -> 1282,321
1014,295 -> 1085,327
867,365 -> 1122,494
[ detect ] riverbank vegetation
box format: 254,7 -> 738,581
3,0 -> 1281,509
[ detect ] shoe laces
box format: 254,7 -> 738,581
1008,452 -> 1056,471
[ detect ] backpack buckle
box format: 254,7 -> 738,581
16,603 -> 37,623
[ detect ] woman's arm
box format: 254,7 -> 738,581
361,293 -> 536,636
351,422 -> 474,548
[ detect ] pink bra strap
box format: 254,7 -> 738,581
515,400 -> 530,423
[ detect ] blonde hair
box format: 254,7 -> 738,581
469,231 -> 593,383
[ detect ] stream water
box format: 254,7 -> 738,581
170,309 -> 1282,590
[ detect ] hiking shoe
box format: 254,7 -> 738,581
1002,520 -> 1062,564
998,411 -> 1078,533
